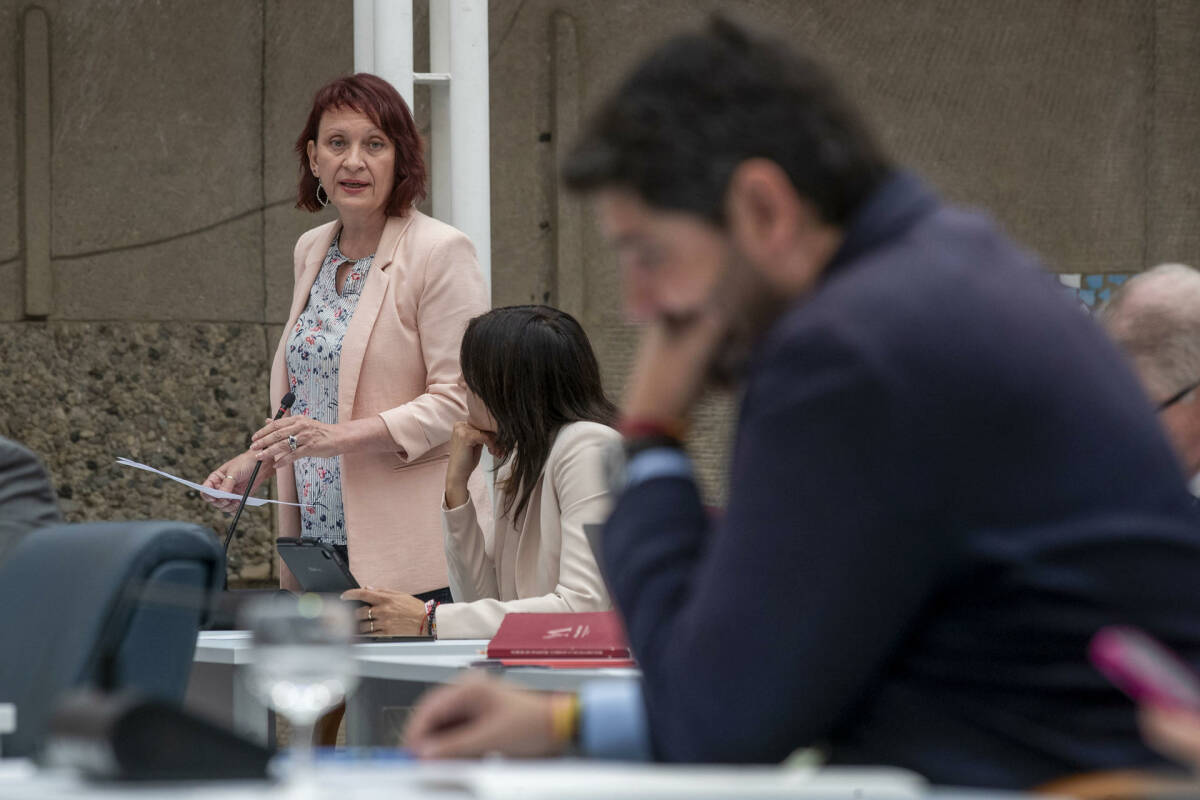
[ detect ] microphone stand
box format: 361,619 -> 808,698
222,391 -> 295,553
206,393 -> 296,629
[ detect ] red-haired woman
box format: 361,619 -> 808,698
203,74 -> 488,603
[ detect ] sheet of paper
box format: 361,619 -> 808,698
115,457 -> 303,507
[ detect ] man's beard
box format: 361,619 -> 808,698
704,263 -> 791,390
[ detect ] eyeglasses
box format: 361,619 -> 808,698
1158,378 -> 1200,411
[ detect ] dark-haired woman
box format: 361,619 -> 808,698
344,306 -> 619,639
202,73 -> 488,599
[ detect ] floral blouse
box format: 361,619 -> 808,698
284,234 -> 373,545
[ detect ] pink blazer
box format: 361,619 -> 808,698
270,211 -> 489,593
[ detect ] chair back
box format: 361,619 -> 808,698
0,521 -> 223,758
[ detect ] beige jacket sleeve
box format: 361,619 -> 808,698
440,488 -> 499,603
377,232 -> 489,461
436,423 -> 616,639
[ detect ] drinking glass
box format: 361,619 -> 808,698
241,593 -> 358,790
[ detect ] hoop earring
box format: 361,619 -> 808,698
316,180 -> 330,208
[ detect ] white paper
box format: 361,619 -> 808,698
115,457 -> 303,507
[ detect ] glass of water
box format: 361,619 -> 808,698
241,593 -> 358,788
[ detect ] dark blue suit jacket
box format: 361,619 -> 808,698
602,173 -> 1200,789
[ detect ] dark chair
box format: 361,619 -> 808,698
0,521 -> 224,758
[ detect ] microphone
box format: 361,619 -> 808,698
222,391 -> 295,553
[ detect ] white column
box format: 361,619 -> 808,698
447,0 -> 491,295
353,0 -> 375,74
352,0 -> 489,297
373,0 -> 415,110
428,0 -> 452,225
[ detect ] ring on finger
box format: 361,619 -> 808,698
287,434 -> 298,453
369,620 -> 375,634
367,607 -> 373,621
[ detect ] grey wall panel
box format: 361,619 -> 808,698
820,0 -> 1151,275
53,214 -> 262,320
1148,0 -> 1200,268
50,0 -> 264,318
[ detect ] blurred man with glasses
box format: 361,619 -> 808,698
1101,263 -> 1200,497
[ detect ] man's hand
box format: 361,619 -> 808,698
1141,706 -> 1200,771
404,674 -> 569,759
623,309 -> 728,426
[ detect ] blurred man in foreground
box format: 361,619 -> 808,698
406,17 -> 1200,788
1099,263 -> 1200,497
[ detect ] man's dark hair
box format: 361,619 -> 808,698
563,15 -> 891,226
460,306 -> 618,522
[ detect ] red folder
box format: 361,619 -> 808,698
486,611 -> 631,660
496,658 -> 637,668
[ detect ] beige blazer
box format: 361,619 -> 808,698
270,211 -> 489,593
435,421 -> 619,639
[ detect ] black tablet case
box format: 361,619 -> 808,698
276,537 -> 359,593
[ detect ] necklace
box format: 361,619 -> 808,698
333,231 -> 374,262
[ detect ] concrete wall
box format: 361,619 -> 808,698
2,0 -> 1198,583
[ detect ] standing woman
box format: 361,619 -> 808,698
204,74 -> 488,598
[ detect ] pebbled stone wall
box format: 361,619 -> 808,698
0,321 -> 277,583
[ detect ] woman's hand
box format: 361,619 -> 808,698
445,421 -> 498,508
250,414 -> 393,469
341,588 -> 428,636
250,413 -> 345,469
201,451 -> 273,513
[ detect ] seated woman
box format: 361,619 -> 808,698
343,305 -> 619,638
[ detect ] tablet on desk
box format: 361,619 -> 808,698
277,538 -> 435,641
276,537 -> 359,594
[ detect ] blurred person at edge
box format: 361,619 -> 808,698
1099,264 -> 1200,777
343,306 -> 619,639
402,15 -> 1200,789
203,74 -> 488,603
1099,263 -> 1200,499
0,437 -> 61,564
